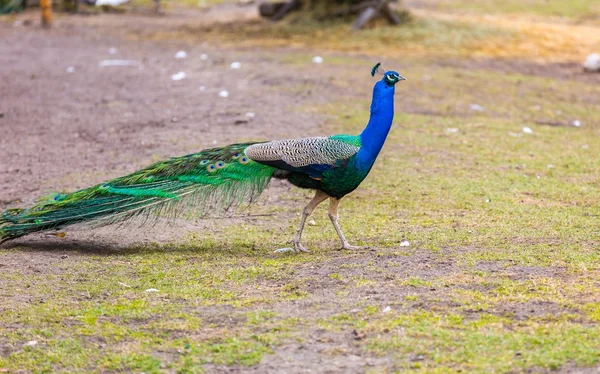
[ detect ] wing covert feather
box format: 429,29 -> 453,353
244,136 -> 360,168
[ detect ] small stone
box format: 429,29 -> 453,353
382,306 -> 392,313
144,288 -> 159,293
171,71 -> 186,81
274,247 -> 295,253
446,128 -> 459,134
522,126 -> 533,134
469,104 -> 485,112
66,66 -> 75,73
200,53 -> 208,60
218,90 -> 229,98
547,164 -> 554,169
60,255 -> 69,259
23,340 -> 38,347
230,61 -> 241,69
245,112 -> 255,118
98,60 -> 139,67
199,85 -> 206,91
312,56 -> 323,64
572,120 -> 581,127
399,239 -> 410,247
109,47 -> 117,55
174,50 -> 188,59
583,53 -> 600,72
307,219 -> 316,226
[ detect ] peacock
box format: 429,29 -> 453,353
0,63 -> 405,252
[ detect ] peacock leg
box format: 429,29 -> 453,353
328,197 -> 369,250
291,190 -> 329,253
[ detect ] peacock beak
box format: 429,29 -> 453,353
397,74 -> 407,81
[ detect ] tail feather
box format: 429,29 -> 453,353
0,142 -> 275,243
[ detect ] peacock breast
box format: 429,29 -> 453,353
320,157 -> 372,198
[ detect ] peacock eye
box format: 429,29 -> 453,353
207,164 -> 216,172
239,157 -> 249,164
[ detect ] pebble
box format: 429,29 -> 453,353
66,66 -> 75,73
469,103 -> 485,112
171,71 -> 186,81
99,60 -> 138,67
230,61 -> 241,69
174,51 -> 188,59
274,247 -> 295,253
218,90 -> 229,98
312,56 -> 323,64
399,239 -> 410,247
144,288 -> 159,293
583,53 -> 600,72
522,127 -> 534,134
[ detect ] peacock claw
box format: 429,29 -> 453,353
294,241 -> 311,253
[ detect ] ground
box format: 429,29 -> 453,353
1,1 -> 600,372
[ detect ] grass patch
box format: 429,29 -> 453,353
2,4 -> 600,372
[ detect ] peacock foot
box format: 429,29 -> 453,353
274,240 -> 310,254
293,240 -> 310,253
341,243 -> 370,251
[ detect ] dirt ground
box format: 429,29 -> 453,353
0,9 -> 343,241
1,6 -> 600,374
0,10 -> 394,373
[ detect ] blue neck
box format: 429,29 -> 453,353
358,80 -> 395,166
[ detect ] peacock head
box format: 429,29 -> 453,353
371,62 -> 406,87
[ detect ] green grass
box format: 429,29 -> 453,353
2,5 -> 600,372
424,0 -> 600,20
3,59 -> 599,371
